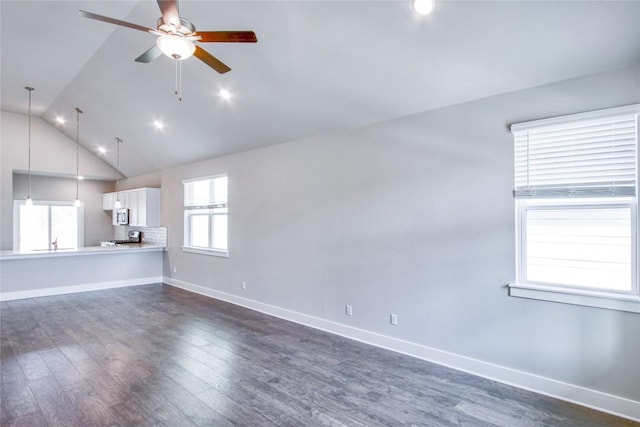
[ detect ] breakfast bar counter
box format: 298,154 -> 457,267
0,244 -> 165,260
0,245 -> 165,300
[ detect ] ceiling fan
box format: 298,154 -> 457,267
79,0 -> 257,74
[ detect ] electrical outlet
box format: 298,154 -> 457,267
390,314 -> 398,325
241,281 -> 247,290
346,305 -> 353,316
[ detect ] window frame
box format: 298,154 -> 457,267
182,174 -> 229,258
13,200 -> 84,251
509,105 -> 640,313
513,198 -> 639,312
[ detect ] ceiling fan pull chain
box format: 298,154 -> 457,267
173,57 -> 183,101
179,60 -> 183,102
174,58 -> 178,99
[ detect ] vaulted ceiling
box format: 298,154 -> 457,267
2,1 -> 639,178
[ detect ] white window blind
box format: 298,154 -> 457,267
184,175 -> 228,209
512,106 -> 638,198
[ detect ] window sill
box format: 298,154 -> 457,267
508,283 -> 640,314
182,246 -> 229,258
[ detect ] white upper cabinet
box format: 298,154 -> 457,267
102,192 -> 116,210
128,190 -> 139,226
102,188 -> 161,227
133,188 -> 161,227
120,191 -> 130,211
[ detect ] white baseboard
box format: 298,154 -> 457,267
0,276 -> 163,301
165,277 -> 640,422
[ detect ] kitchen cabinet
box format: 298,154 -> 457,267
120,191 -> 130,211
101,193 -> 118,225
128,191 -> 138,226
131,188 -> 160,227
102,192 -> 116,210
102,188 -> 161,227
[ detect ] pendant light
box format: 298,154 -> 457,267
74,107 -> 83,208
24,87 -> 34,207
114,137 -> 123,209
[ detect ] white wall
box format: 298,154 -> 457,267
160,67 -> 640,414
0,111 -> 120,249
116,171 -> 161,191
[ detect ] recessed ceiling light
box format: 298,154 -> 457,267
219,89 -> 232,101
55,116 -> 66,125
153,120 -> 165,130
413,0 -> 435,15
98,146 -> 106,155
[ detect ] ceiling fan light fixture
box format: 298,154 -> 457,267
156,35 -> 195,60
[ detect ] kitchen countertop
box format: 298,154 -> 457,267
0,244 -> 165,260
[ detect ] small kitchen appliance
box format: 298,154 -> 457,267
115,208 -> 129,225
100,230 -> 141,247
111,230 -> 142,245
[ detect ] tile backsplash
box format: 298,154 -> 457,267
115,226 -> 167,246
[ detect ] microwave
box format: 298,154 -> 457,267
115,208 -> 129,225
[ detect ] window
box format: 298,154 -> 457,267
183,174 -> 228,257
509,105 -> 640,313
14,201 -> 83,251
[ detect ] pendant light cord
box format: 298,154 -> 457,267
75,107 -> 83,202
116,137 -> 122,203
116,137 -> 120,173
25,87 -> 34,200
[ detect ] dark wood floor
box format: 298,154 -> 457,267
1,284 -> 636,427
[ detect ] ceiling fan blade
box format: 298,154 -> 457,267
157,0 -> 181,27
135,45 -> 163,63
196,31 -> 258,43
79,10 -> 156,34
194,46 -> 231,74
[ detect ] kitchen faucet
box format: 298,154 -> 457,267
51,238 -> 58,250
